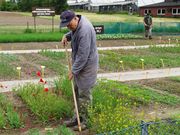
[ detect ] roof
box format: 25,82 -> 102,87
90,1 -> 135,6
67,0 -> 136,6
140,1 -> 180,8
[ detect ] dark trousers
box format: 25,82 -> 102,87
74,82 -> 92,123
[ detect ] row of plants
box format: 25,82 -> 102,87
39,46 -> 180,74
38,50 -> 68,76
99,46 -> 180,72
0,94 -> 22,129
132,76 -> 180,96
89,79 -> 180,134
96,34 -> 142,40
0,53 -> 18,79
0,32 -> 65,43
0,45 -> 179,80
53,77 -> 180,133
0,31 -> 143,43
41,45 -> 180,73
14,83 -> 73,122
1,75 -> 179,134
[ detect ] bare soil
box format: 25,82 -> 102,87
0,36 -> 178,51
0,11 -> 59,26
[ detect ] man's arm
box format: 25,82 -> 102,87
61,32 -> 72,46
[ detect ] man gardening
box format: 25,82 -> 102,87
143,13 -> 153,39
60,10 -> 98,130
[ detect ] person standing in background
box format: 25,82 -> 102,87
143,13 -> 153,39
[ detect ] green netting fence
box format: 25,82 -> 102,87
96,119 -> 180,135
1,22 -> 179,35
93,22 -> 180,34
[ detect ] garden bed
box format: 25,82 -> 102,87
0,78 -> 179,135
0,45 -> 180,81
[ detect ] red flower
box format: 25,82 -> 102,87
39,78 -> 44,83
44,88 -> 49,92
36,71 -> 41,77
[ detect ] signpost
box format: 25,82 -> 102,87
93,25 -> 104,34
32,7 -> 55,32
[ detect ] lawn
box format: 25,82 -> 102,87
20,12 -> 180,23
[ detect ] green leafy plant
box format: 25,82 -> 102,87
15,83 -> 73,122
6,104 -> 21,128
0,108 -> 6,128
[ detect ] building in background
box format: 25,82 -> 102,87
67,0 -> 137,13
67,0 -> 89,10
139,0 -> 180,17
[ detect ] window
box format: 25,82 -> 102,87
157,9 -> 166,15
172,8 -> 180,15
144,9 -> 151,15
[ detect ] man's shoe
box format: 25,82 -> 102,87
64,117 -> 83,127
72,123 -> 87,131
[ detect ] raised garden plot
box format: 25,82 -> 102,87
0,78 -> 179,134
0,46 -> 180,81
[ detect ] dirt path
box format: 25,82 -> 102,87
0,37 -> 179,51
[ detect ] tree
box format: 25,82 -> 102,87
50,0 -> 68,14
17,0 -> 68,13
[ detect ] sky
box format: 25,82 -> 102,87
138,0 -> 164,7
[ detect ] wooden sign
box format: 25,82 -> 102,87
32,7 -> 55,16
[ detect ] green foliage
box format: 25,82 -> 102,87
39,50 -> 67,75
14,83 -> 73,122
0,109 -> 6,129
54,76 -> 73,100
170,76 -> 180,82
39,50 -> 66,60
0,54 -> 18,79
99,46 -> 180,72
52,125 -> 75,135
0,94 -> 22,129
27,128 -> 40,135
27,125 -> 75,135
0,32 -> 65,43
6,104 -> 22,128
148,120 -> 180,134
96,34 -> 142,40
89,80 -> 180,134
24,28 -> 34,33
0,1 -> 18,11
17,0 -> 68,13
89,80 -> 138,133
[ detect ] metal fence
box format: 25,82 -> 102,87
93,22 -> 180,34
96,119 -> 180,135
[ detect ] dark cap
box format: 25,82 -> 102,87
60,10 -> 75,27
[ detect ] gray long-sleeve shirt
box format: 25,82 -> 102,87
66,15 -> 98,90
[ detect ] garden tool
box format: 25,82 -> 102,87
64,43 -> 82,132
